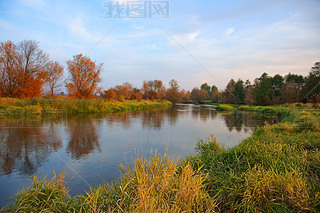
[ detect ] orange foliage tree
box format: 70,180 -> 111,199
0,40 -> 19,97
66,54 -> 102,98
16,40 -> 49,98
46,60 -> 64,96
0,40 -> 48,98
103,88 -> 117,101
115,82 -> 133,100
142,80 -> 166,100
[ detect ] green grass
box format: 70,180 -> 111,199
3,103 -> 320,212
216,104 -> 236,112
0,97 -> 171,116
186,104 -> 320,212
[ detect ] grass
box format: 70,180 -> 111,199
186,105 -> 320,212
0,97 -> 171,116
3,103 -> 320,212
6,152 -> 216,212
216,104 -> 235,112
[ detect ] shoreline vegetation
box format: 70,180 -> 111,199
2,103 -> 320,212
0,97 -> 172,116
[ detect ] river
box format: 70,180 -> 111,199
0,104 -> 280,207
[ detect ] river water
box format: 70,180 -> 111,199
0,104 -> 279,207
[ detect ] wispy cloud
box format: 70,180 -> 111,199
225,28 -> 234,35
66,16 -> 101,43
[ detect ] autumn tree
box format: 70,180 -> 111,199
16,40 -> 49,98
281,73 -> 304,103
66,54 -> 102,99
210,85 -> 219,102
245,85 -> 256,105
191,87 -> 208,103
115,82 -> 133,100
180,89 -> 191,102
103,88 -> 117,101
166,79 -> 182,104
222,79 -> 236,103
141,80 -> 166,100
0,40 -> 19,97
200,83 -> 210,99
0,40 -> 49,98
46,60 -> 64,96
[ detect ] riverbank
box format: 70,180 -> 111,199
0,97 -> 171,116
3,103 -> 320,212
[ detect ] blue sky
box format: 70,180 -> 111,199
1,0 -> 319,90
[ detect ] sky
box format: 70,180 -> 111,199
0,0 -> 319,91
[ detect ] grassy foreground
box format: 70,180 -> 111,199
3,104 -> 320,212
0,97 -> 171,116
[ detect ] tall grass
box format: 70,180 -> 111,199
0,97 -> 171,116
5,153 -> 216,212
186,107 -> 320,212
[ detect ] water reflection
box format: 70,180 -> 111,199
0,104 -> 281,207
66,115 -> 101,160
0,118 -> 62,175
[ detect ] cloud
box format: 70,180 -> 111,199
66,16 -> 100,43
131,24 -> 145,30
225,28 -> 234,35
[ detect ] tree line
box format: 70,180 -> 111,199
191,65 -> 319,105
1,40 -> 319,104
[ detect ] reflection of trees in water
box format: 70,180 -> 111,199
221,111 -> 278,133
106,112 -> 131,129
221,112 -> 244,132
66,115 -> 101,160
0,118 -> 62,175
142,109 -> 165,129
191,106 -> 217,122
189,106 -> 279,133
165,107 -> 179,126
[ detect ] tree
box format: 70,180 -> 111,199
270,74 -> 284,104
222,79 -> 236,103
282,73 -> 304,103
115,82 -> 133,100
191,87 -> 208,103
66,54 -> 102,98
141,80 -> 166,100
200,83 -> 210,99
254,73 -> 272,105
46,60 -> 64,96
245,85 -> 256,105
103,88 -> 117,101
166,79 -> 181,104
233,79 -> 245,104
16,40 -> 49,98
210,85 -> 219,102
0,40 -> 49,98
180,89 -> 191,102
303,62 -> 320,102
0,40 -> 19,97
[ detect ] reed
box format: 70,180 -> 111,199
0,97 -> 171,116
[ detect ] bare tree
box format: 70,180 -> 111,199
16,40 -> 49,97
46,60 -> 64,96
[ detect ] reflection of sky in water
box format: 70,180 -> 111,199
0,105 -> 279,207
